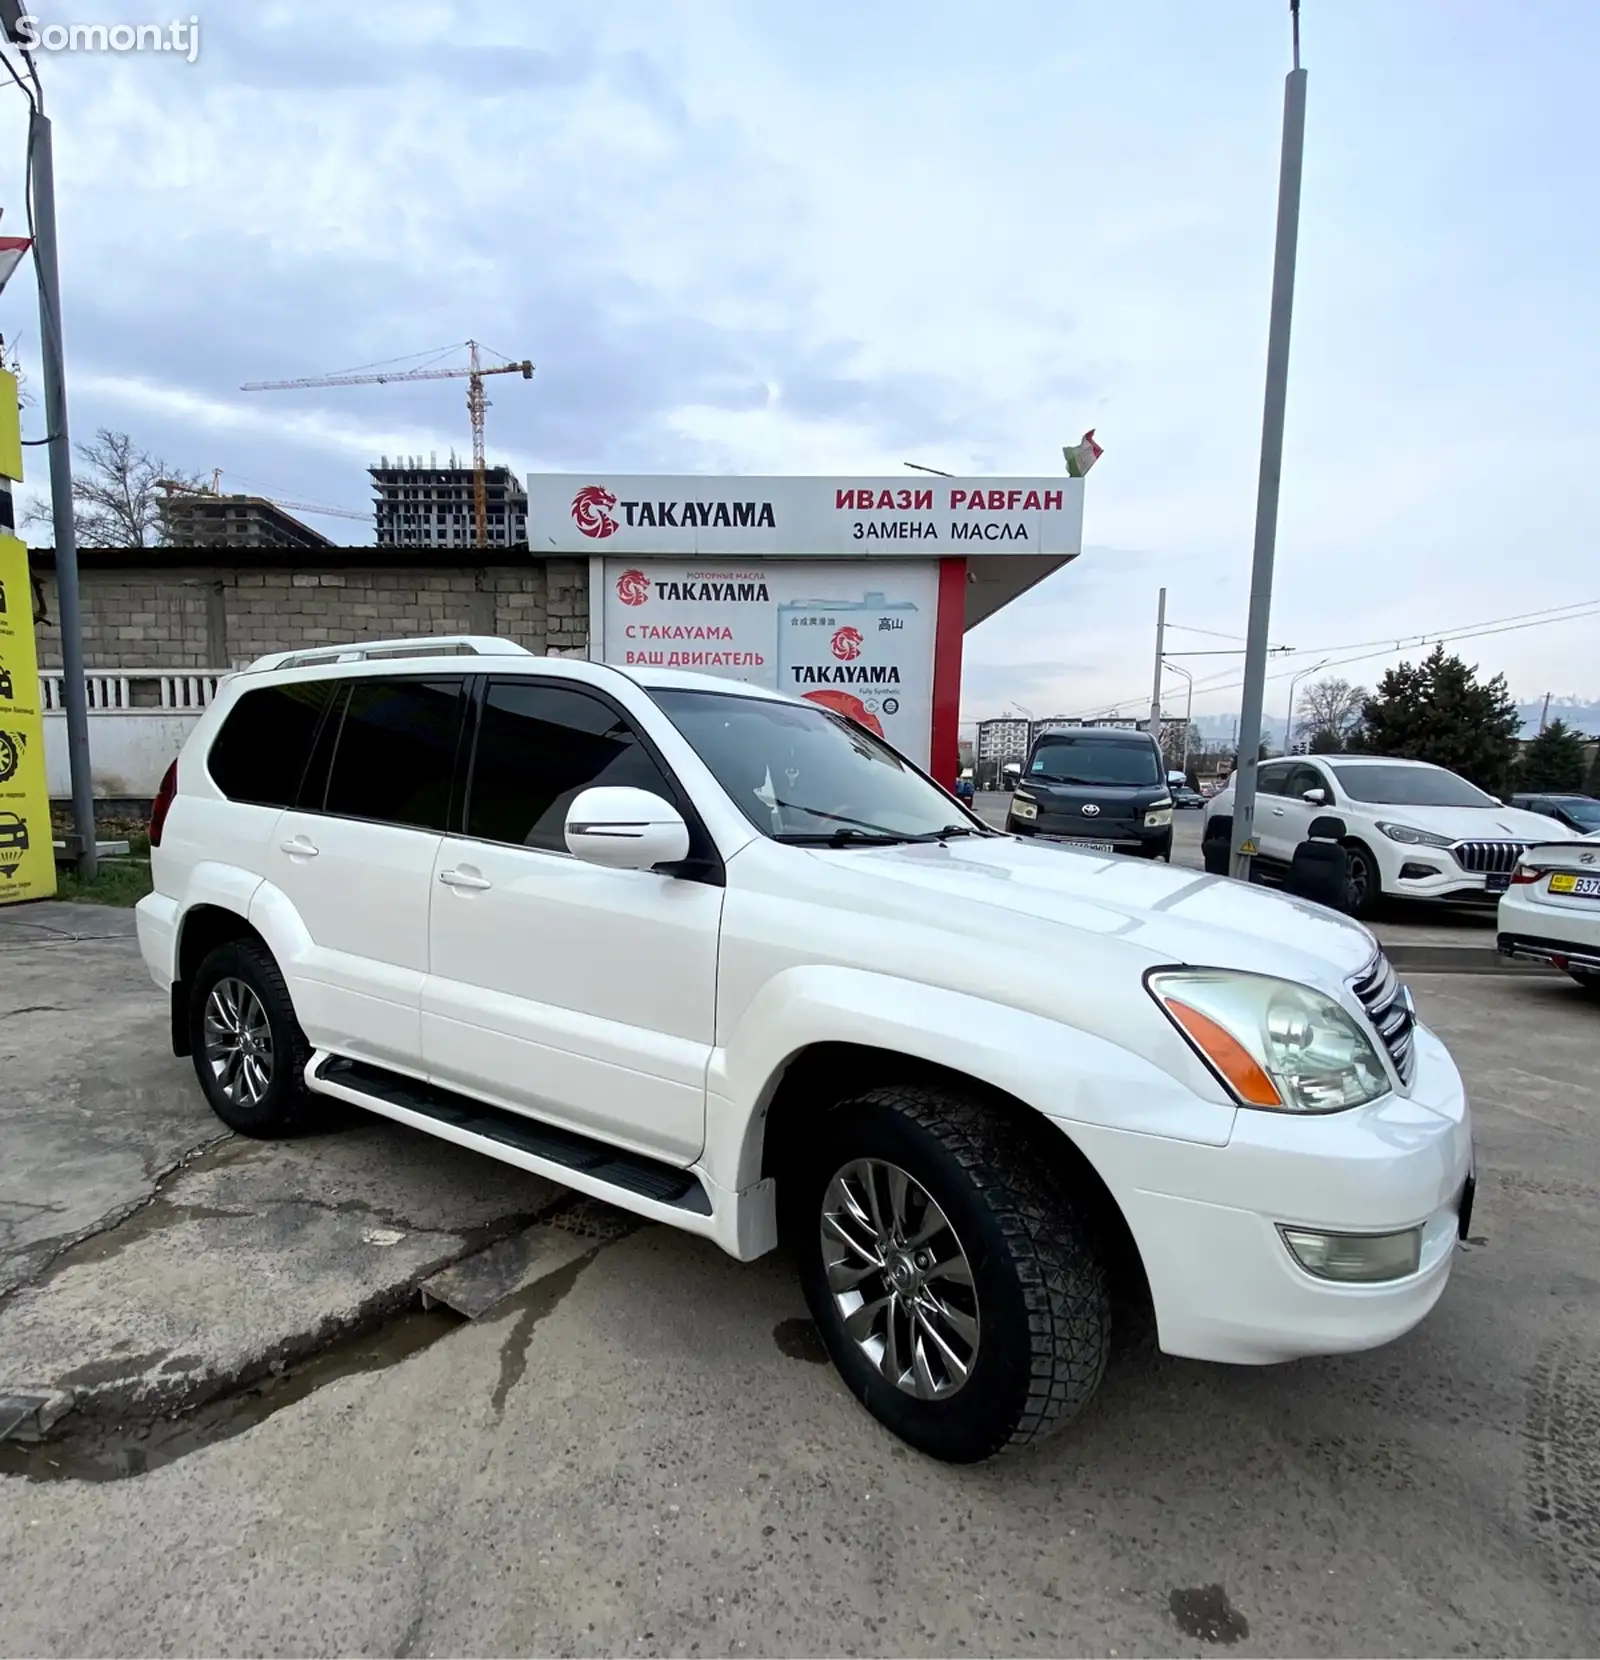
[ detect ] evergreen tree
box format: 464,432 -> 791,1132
1518,719 -> 1588,792
1358,646 -> 1521,793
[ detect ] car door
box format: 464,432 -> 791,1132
1250,761 -> 1296,860
259,675 -> 466,1071
1270,762 -> 1331,857
422,677 -> 723,1166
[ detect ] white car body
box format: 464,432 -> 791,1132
1498,832 -> 1600,984
1204,754 -> 1579,905
136,638 -> 1474,1423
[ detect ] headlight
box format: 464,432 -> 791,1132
1011,796 -> 1038,820
1144,805 -> 1173,828
1146,969 -> 1391,1112
1376,822 -> 1454,849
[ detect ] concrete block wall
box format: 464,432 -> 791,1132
30,559 -> 589,671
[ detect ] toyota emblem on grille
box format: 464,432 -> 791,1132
1081,803 -> 1101,816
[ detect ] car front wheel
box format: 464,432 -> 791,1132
1343,840 -> 1382,918
792,1084 -> 1110,1463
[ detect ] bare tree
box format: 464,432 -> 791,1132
21,428 -> 203,548
1296,676 -> 1367,752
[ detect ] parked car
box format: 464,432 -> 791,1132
1203,755 -> 1578,917
137,635 -> 1474,1463
954,772 -> 975,802
1498,831 -> 1600,995
1509,792 -> 1600,836
1006,726 -> 1173,859
1172,787 -> 1205,810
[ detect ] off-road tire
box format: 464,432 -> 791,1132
791,1083 -> 1111,1463
188,939 -> 314,1137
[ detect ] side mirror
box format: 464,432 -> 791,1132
565,786 -> 690,872
1302,788 -> 1328,805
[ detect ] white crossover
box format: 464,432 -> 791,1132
1204,754 -> 1577,916
136,636 -> 1476,1462
1498,832 -> 1600,993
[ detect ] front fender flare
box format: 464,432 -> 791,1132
704,965 -> 1235,1194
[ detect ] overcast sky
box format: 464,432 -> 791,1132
2,0 -> 1595,725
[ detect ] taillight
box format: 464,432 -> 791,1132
149,760 -> 178,848
1510,864 -> 1546,886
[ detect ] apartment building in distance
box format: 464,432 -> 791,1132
159,493 -> 333,551
370,455 -> 529,548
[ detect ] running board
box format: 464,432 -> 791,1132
308,1055 -> 713,1216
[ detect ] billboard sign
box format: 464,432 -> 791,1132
601,558 -> 939,765
533,475 -> 1084,560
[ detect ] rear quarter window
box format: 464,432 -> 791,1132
207,681 -> 334,808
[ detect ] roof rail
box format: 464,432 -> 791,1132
242,635 -> 535,674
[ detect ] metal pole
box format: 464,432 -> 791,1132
1147,586 -> 1167,739
1162,659 -> 1194,777
29,109 -> 96,876
1230,34 -> 1307,882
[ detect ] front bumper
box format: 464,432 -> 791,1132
1059,1020 -> 1473,1365
1009,810 -> 1171,857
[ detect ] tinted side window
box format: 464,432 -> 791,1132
468,681 -> 675,850
1286,764 -> 1326,799
1255,764 -> 1292,797
324,678 -> 465,831
207,680 -> 334,808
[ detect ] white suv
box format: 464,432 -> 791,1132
1204,754 -> 1576,916
137,636 -> 1475,1462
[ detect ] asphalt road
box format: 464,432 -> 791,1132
1,903 -> 1597,1656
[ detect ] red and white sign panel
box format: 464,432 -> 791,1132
531,475 -> 1084,560
602,558 -> 940,765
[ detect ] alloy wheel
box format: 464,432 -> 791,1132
203,977 -> 274,1107
819,1158 -> 980,1400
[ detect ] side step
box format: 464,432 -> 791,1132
309,1055 -> 712,1216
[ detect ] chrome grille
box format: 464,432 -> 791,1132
1351,950 -> 1416,1086
1452,839 -> 1534,874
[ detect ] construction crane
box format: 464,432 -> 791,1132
155,474 -> 368,524
240,342 -> 535,548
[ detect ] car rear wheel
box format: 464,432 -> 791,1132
791,1084 -> 1111,1463
189,939 -> 313,1137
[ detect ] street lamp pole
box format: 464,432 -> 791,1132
1146,586 -> 1167,740
1163,660 -> 1194,775
0,11 -> 99,878
1231,1 -> 1308,882
1283,657 -> 1329,751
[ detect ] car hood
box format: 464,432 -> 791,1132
1017,780 -> 1166,804
1345,803 -> 1581,841
806,833 -> 1380,989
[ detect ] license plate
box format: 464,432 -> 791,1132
1550,872 -> 1600,897
1485,872 -> 1511,894
1070,841 -> 1116,854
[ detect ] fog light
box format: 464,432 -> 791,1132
1399,862 -> 1440,881
1280,1225 -> 1422,1282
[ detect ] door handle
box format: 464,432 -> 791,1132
280,836 -> 320,858
439,868 -> 492,891
1271,808 -> 1286,817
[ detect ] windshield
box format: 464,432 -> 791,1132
651,688 -> 987,843
1026,734 -> 1161,787
1330,764 -> 1500,808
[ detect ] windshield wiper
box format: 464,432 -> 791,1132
771,827 -> 918,846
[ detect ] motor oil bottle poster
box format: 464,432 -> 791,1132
602,559 -> 939,765
0,366 -> 55,902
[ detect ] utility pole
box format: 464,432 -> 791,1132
1147,587 -> 1167,740
1231,1 -> 1307,882
15,76 -> 97,873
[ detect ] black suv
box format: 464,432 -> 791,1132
1005,726 -> 1173,859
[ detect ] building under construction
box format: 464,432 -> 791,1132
159,493 -> 333,551
369,456 -> 528,549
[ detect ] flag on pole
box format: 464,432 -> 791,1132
0,235 -> 32,296
1063,428 -> 1103,478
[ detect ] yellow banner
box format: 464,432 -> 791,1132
0,362 -> 55,903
